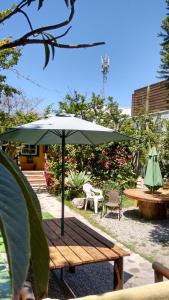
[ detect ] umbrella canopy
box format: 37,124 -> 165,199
0,115 -> 130,235
0,115 -> 129,145
144,146 -> 163,192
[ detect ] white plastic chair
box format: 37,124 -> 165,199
83,183 -> 103,213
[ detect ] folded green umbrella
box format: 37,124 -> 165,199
144,146 -> 163,192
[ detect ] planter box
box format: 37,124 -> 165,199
72,197 -> 86,209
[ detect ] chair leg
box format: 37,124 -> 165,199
94,199 -> 98,214
84,198 -> 88,210
119,208 -> 122,220
101,203 -> 104,218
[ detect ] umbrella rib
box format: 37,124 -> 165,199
50,130 -> 63,137
34,130 -> 51,145
79,131 -> 95,145
66,130 -> 78,138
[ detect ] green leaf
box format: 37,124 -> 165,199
64,0 -> 69,7
0,150 -> 49,299
42,35 -> 50,69
0,163 -> 30,298
43,33 -> 56,60
64,0 -> 76,7
38,0 -> 45,10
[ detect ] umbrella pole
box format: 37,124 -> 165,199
61,130 -> 65,236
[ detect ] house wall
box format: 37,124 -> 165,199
20,145 -> 45,170
132,81 -> 169,116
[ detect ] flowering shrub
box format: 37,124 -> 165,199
91,144 -> 136,190
46,143 -> 136,196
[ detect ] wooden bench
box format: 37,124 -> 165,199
43,217 -> 129,292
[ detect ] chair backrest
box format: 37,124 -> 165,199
83,183 -> 95,198
109,189 -> 120,205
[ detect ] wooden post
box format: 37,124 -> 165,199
114,257 -> 123,290
152,262 -> 169,282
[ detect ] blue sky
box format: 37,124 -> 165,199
0,0 -> 166,110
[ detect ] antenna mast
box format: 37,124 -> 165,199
101,54 -> 109,98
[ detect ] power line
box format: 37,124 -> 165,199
9,68 -> 60,94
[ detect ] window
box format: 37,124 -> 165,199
21,145 -> 38,156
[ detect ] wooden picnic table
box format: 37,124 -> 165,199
43,217 -> 130,291
124,188 -> 169,220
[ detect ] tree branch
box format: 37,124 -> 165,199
21,0 -> 75,39
0,0 -> 28,24
0,38 -> 105,50
0,0 -> 105,68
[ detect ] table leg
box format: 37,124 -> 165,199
69,266 -> 76,273
60,268 -> 64,281
113,257 -> 123,290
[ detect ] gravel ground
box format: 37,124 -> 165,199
94,207 -> 169,267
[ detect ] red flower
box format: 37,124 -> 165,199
111,155 -> 116,159
102,149 -> 108,155
105,161 -> 110,169
97,160 -> 102,164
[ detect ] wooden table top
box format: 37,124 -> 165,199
43,217 -> 129,270
124,188 -> 169,204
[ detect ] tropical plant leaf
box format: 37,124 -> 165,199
0,163 -> 30,299
0,150 -> 49,299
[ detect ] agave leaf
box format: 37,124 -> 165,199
0,163 -> 30,299
0,150 -> 49,298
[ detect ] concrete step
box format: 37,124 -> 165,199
23,171 -> 44,176
22,170 -> 46,191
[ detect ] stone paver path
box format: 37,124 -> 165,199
38,192 -> 154,296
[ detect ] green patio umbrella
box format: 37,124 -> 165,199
0,114 -> 130,235
144,146 -> 163,193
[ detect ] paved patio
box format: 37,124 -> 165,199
38,191 -> 154,297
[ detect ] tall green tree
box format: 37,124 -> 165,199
158,0 -> 169,87
0,37 -> 21,96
